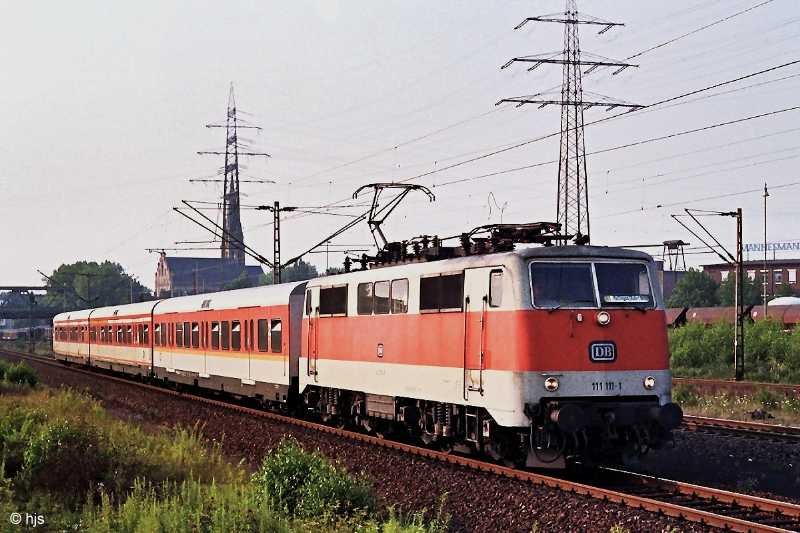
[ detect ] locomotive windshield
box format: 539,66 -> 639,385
530,261 -> 653,309
595,262 -> 653,308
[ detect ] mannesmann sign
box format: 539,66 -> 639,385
744,241 -> 800,252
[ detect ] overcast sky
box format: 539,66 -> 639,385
3,0 -> 800,288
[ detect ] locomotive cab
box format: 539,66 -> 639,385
518,247 -> 682,467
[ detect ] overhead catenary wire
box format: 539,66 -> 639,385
598,179 -> 800,219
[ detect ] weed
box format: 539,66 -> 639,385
753,389 -> 780,410
252,437 -> 376,521
672,384 -> 699,407
2,362 -> 37,387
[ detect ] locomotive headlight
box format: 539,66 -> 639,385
544,377 -> 559,392
643,375 -> 656,390
596,311 -> 611,326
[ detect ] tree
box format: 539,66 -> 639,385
41,261 -> 153,311
256,259 -> 320,285
717,272 -> 762,307
666,269 -> 719,308
223,272 -> 257,291
773,284 -> 797,298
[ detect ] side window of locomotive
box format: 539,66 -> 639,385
176,322 -> 184,347
191,322 -> 199,348
489,270 -> 503,308
391,279 -> 408,313
420,273 -> 464,312
257,319 -> 268,351
211,322 -> 220,349
221,321 -> 230,350
231,321 -> 241,350
594,262 -> 654,308
374,281 -> 390,314
319,286 -> 347,316
530,262 -> 596,308
305,290 -> 312,315
419,275 -> 441,312
271,319 -> 282,353
440,273 -> 464,311
357,283 -> 373,315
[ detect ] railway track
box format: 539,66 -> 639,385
3,347 -> 800,533
684,415 -> 800,443
674,377 -> 800,400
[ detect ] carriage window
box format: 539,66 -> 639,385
126,325 -> 132,344
319,286 -> 347,315
231,321 -> 241,350
271,319 -> 282,353
530,262 -> 596,308
161,323 -> 167,346
90,327 -> 97,342
176,322 -> 183,346
257,319 -> 268,351
191,322 -> 199,348
489,270 -> 503,308
221,321 -> 230,350
420,273 -> 464,312
143,325 -> 149,344
374,281 -> 390,314
137,325 -> 144,344
211,322 -> 220,349
357,283 -> 373,315
155,324 -> 161,346
182,322 -> 190,348
595,263 -> 653,308
391,279 -> 408,313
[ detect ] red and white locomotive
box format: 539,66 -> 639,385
54,225 -> 681,468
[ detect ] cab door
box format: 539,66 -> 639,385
463,266 -> 498,400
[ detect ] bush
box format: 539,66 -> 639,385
4,362 -> 38,387
669,320 -> 800,383
669,321 -> 733,376
252,438 -> 375,521
21,420 -> 109,499
0,360 -> 9,380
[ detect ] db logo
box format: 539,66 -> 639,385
589,342 -> 616,362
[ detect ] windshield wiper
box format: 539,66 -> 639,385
547,305 -> 562,313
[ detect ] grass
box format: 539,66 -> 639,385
673,383 -> 800,426
0,379 -> 449,532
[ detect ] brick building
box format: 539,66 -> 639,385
702,259 -> 800,297
154,252 -> 264,298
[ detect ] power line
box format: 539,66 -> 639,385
245,60 -> 800,235
433,105 -> 800,188
624,0 -> 775,61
